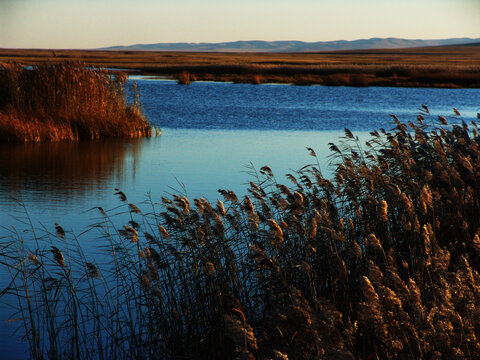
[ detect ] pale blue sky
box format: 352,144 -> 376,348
1,0 -> 479,49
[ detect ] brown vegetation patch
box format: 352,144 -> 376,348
1,45 -> 479,87
0,62 -> 153,141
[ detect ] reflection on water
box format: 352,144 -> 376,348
0,138 -> 148,360
0,129 -> 346,233
0,138 -> 152,239
0,139 -> 145,205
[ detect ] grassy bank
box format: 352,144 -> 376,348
3,108 -> 480,359
0,62 -> 153,141
1,45 -> 480,88
168,63 -> 480,87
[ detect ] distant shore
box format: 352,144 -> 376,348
1,45 -> 479,88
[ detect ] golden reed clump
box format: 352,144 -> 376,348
0,62 -> 153,141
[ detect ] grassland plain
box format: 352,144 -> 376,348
0,62 -> 153,141
4,109 -> 480,359
1,44 -> 480,87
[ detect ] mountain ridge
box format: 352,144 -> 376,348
101,37 -> 480,52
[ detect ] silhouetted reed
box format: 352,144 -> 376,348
3,107 -> 480,358
0,62 -> 154,141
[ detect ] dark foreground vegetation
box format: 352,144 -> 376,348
1,45 -> 480,87
3,108 -> 480,359
0,62 -> 153,141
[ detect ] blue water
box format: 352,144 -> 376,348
1,79 -> 479,240
132,79 -> 480,130
0,79 -> 480,359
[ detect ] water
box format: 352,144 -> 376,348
133,79 -> 480,130
2,81 -> 478,233
0,79 -> 479,358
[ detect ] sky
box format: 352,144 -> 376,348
1,0 -> 479,49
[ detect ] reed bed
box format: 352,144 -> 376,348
3,108 -> 480,359
143,63 -> 480,87
2,46 -> 480,88
0,62 -> 153,141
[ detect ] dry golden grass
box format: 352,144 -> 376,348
1,45 -> 479,87
176,70 -> 192,84
0,62 -> 153,141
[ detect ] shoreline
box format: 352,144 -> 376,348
1,45 -> 479,89
136,71 -> 480,88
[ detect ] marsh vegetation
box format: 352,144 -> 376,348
3,108 -> 480,359
1,45 -> 480,88
0,62 -> 153,142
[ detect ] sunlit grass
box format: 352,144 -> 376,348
0,62 -> 154,142
2,46 -> 480,88
145,63 -> 480,87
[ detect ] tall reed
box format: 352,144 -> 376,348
3,107 -> 480,359
0,62 -> 153,141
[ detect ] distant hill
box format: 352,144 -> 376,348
101,37 -> 480,52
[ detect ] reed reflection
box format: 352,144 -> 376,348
0,139 -> 145,204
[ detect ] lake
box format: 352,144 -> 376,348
0,79 -> 479,358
